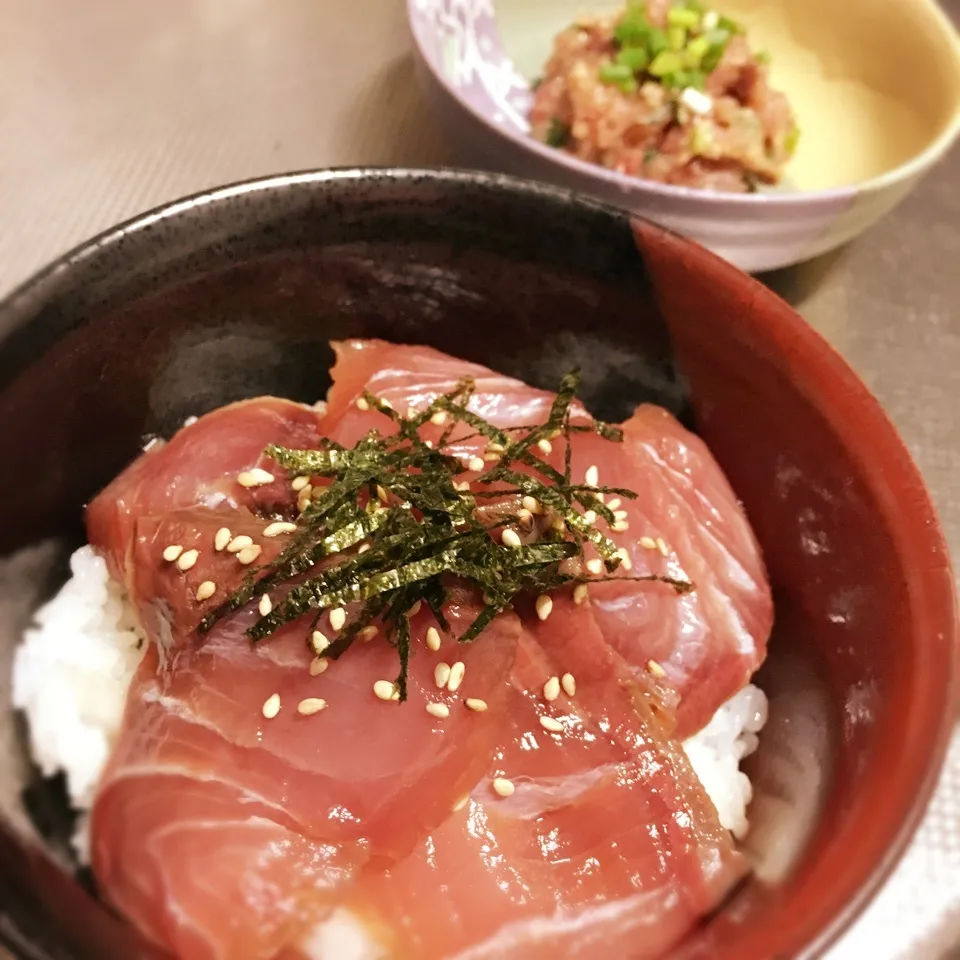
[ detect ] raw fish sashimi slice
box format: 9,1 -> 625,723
340,595 -> 745,959
322,339 -> 772,736
86,405 -> 519,960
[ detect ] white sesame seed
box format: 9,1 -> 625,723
582,510 -> 597,525
298,697 -> 327,716
454,480 -> 471,492
214,527 -> 232,551
258,594 -> 273,616
430,410 -> 448,425
487,441 -> 505,454
309,656 -> 329,676
177,549 -> 199,571
483,451 -> 500,462
561,673 -> 576,697
656,537 -> 670,557
539,715 -> 565,733
291,475 -> 310,492
501,528 -> 522,548
614,510 -> 629,521
380,398 -> 394,411
452,795 -> 469,811
182,415 -> 198,428
606,498 -> 621,511
647,659 -> 667,678
263,521 -> 297,538
426,626 -> 441,651
311,631 -> 330,654
536,438 -> 552,455
329,608 -> 346,632
357,543 -> 371,554
373,679 -> 399,701
585,465 -> 599,487
434,662 -> 452,689
680,86 -> 713,115
612,520 -> 630,532
492,777 -> 515,798
551,515 -> 566,533
447,661 -> 466,692
640,536 -> 658,550
517,508 -> 533,524
426,702 -> 450,719
262,693 -> 281,719
238,468 -> 275,488
617,548 -> 633,571
356,397 -> 370,411
586,558 -> 603,575
376,485 -> 389,503
465,698 -> 488,712
237,545 -> 262,565
227,535 -> 253,554
409,600 -> 422,617
522,495 -> 542,514
195,580 -> 216,602
468,456 -> 485,472
162,544 -> 183,563
360,625 -> 378,642
543,676 -> 561,701
535,594 -> 553,621
573,583 -> 589,605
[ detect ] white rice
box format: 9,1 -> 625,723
11,545 -> 766,859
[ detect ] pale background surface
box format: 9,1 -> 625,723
0,0 -> 958,957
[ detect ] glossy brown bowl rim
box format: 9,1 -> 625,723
0,166 -> 956,960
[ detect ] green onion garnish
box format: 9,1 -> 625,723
198,372 -> 693,701
545,118 -> 570,147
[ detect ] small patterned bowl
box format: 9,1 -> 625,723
407,0 -> 960,272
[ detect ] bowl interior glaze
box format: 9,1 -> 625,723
0,169 -> 955,960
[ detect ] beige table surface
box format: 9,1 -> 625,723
0,0 -> 958,958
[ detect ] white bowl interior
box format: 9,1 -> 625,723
495,0 -> 960,190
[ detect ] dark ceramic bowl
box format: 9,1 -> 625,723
0,168 -> 955,960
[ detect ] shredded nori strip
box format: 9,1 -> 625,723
198,370 -> 693,701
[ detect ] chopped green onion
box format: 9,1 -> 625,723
545,118 -> 570,147
613,5 -> 650,45
784,124 -> 801,156
649,50 -> 684,77
615,45 -> 650,72
599,61 -> 639,92
755,49 -> 771,66
717,14 -> 742,34
684,35 -> 710,67
667,6 -> 701,29
646,26 -> 669,56
667,25 -> 687,51
690,119 -> 713,154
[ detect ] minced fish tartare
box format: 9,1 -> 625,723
530,0 -> 800,192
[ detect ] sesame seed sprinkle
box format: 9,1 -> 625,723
297,697 -> 327,716
656,537 -> 670,557
227,535 -> 253,554
409,600 -> 422,617
585,465 -> 599,487
262,693 -> 281,719
539,715 -> 565,734
543,676 -> 561,702
434,662 -> 452,689
573,583 -> 589,605
357,543 -> 371,554
214,527 -> 232,551
311,631 -> 330,654
492,778 -> 515,798
501,528 -> 522,548
237,545 -> 262,565
329,608 -> 346,632
426,626 -> 441,651
430,410 -> 448,425
291,476 -> 310,492
607,498 -> 621,511
237,468 -> 275,488
465,698 -> 488,712
617,548 -> 633,571
176,549 -> 199,572
468,456 -> 485,472
517,508 -> 533,524
426,702 -> 450,719
586,558 -> 603,575
452,795 -> 469,811
535,594 -> 553,621
162,544 -> 184,563
614,510 -> 629,521
309,656 -> 329,676
582,510 -> 597,525
613,520 -> 630,532
258,594 -> 273,616
373,679 -> 399,701
356,397 -> 370,411
561,673 -> 576,697
447,661 -> 466,693
537,438 -> 552,455
647,659 -> 667,678
640,536 -> 658,550
360,625 -> 379,642
483,451 -> 500,462
521,495 -> 542,514
263,521 -> 297,538
195,580 -> 216,602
